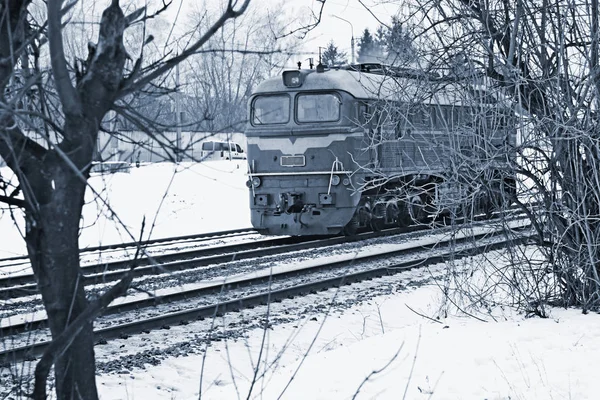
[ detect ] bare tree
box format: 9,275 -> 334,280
0,1 -> 255,398
184,6 -> 287,132
369,0 -> 600,313
1,0 -> 330,395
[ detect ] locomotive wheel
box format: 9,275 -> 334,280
483,184 -> 507,217
408,195 -> 424,223
448,201 -> 470,224
343,213 -> 360,236
483,196 -> 494,219
498,178 -> 516,209
370,218 -> 384,232
395,202 -> 411,227
370,203 -> 387,232
483,177 -> 515,217
386,203 -> 400,225
458,201 -> 473,221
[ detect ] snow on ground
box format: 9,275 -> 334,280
2,161 -> 599,399
0,161 -> 251,258
96,277 -> 600,400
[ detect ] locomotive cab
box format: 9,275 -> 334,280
245,68 -> 367,235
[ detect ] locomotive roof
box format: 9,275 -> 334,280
253,66 -> 506,107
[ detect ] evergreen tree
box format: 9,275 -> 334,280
357,28 -> 385,63
375,25 -> 387,49
385,17 -> 415,65
356,21 -> 416,66
321,40 -> 348,67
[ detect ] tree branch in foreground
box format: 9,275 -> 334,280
0,194 -> 26,208
32,218 -> 147,399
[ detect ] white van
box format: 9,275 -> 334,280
201,141 -> 246,160
90,161 -> 131,174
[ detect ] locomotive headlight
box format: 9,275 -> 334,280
246,176 -> 262,188
342,178 -> 351,186
282,70 -> 304,87
330,175 -> 341,186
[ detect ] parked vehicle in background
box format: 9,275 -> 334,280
90,161 -> 131,174
201,141 -> 247,160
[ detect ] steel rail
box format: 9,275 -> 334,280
0,221 -> 441,297
0,210 -> 531,299
0,201 -> 538,266
1,224 -> 533,363
0,234 -> 305,294
0,227 -> 257,265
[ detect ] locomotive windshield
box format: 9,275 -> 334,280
252,95 -> 290,124
297,93 -> 341,123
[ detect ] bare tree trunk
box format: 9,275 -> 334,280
23,136 -> 98,399
0,0 -> 261,397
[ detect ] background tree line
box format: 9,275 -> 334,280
321,16 -> 415,67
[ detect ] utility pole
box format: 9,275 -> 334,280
175,59 -> 182,163
332,15 -> 355,64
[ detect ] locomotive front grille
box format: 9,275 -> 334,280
280,155 -> 305,167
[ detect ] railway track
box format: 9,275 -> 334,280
0,228 -> 258,265
0,229 -> 297,296
1,218 -> 533,364
0,218 -> 448,299
0,230 -> 386,300
0,205 -> 530,300
0,228 -> 261,285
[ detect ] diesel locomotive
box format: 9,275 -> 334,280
245,63 -> 516,235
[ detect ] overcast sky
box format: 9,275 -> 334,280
157,0 -> 402,67
297,0 -> 401,63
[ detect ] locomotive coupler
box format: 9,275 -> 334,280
277,192 -> 305,214
286,194 -> 304,213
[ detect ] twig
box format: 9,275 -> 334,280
405,304 -> 444,324
352,343 -> 404,400
376,302 -> 386,333
403,326 -> 422,400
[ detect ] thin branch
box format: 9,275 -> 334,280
120,0 -> 251,97
405,304 -> 444,324
352,343 -> 404,400
402,327 -> 422,400
272,0 -> 325,40
357,0 -> 390,29
0,194 -> 26,208
47,0 -> 81,117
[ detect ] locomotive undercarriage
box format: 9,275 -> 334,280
341,171 -> 516,235
249,170 -> 515,236
252,205 -> 358,236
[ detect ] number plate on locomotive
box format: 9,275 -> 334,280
280,155 -> 305,167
